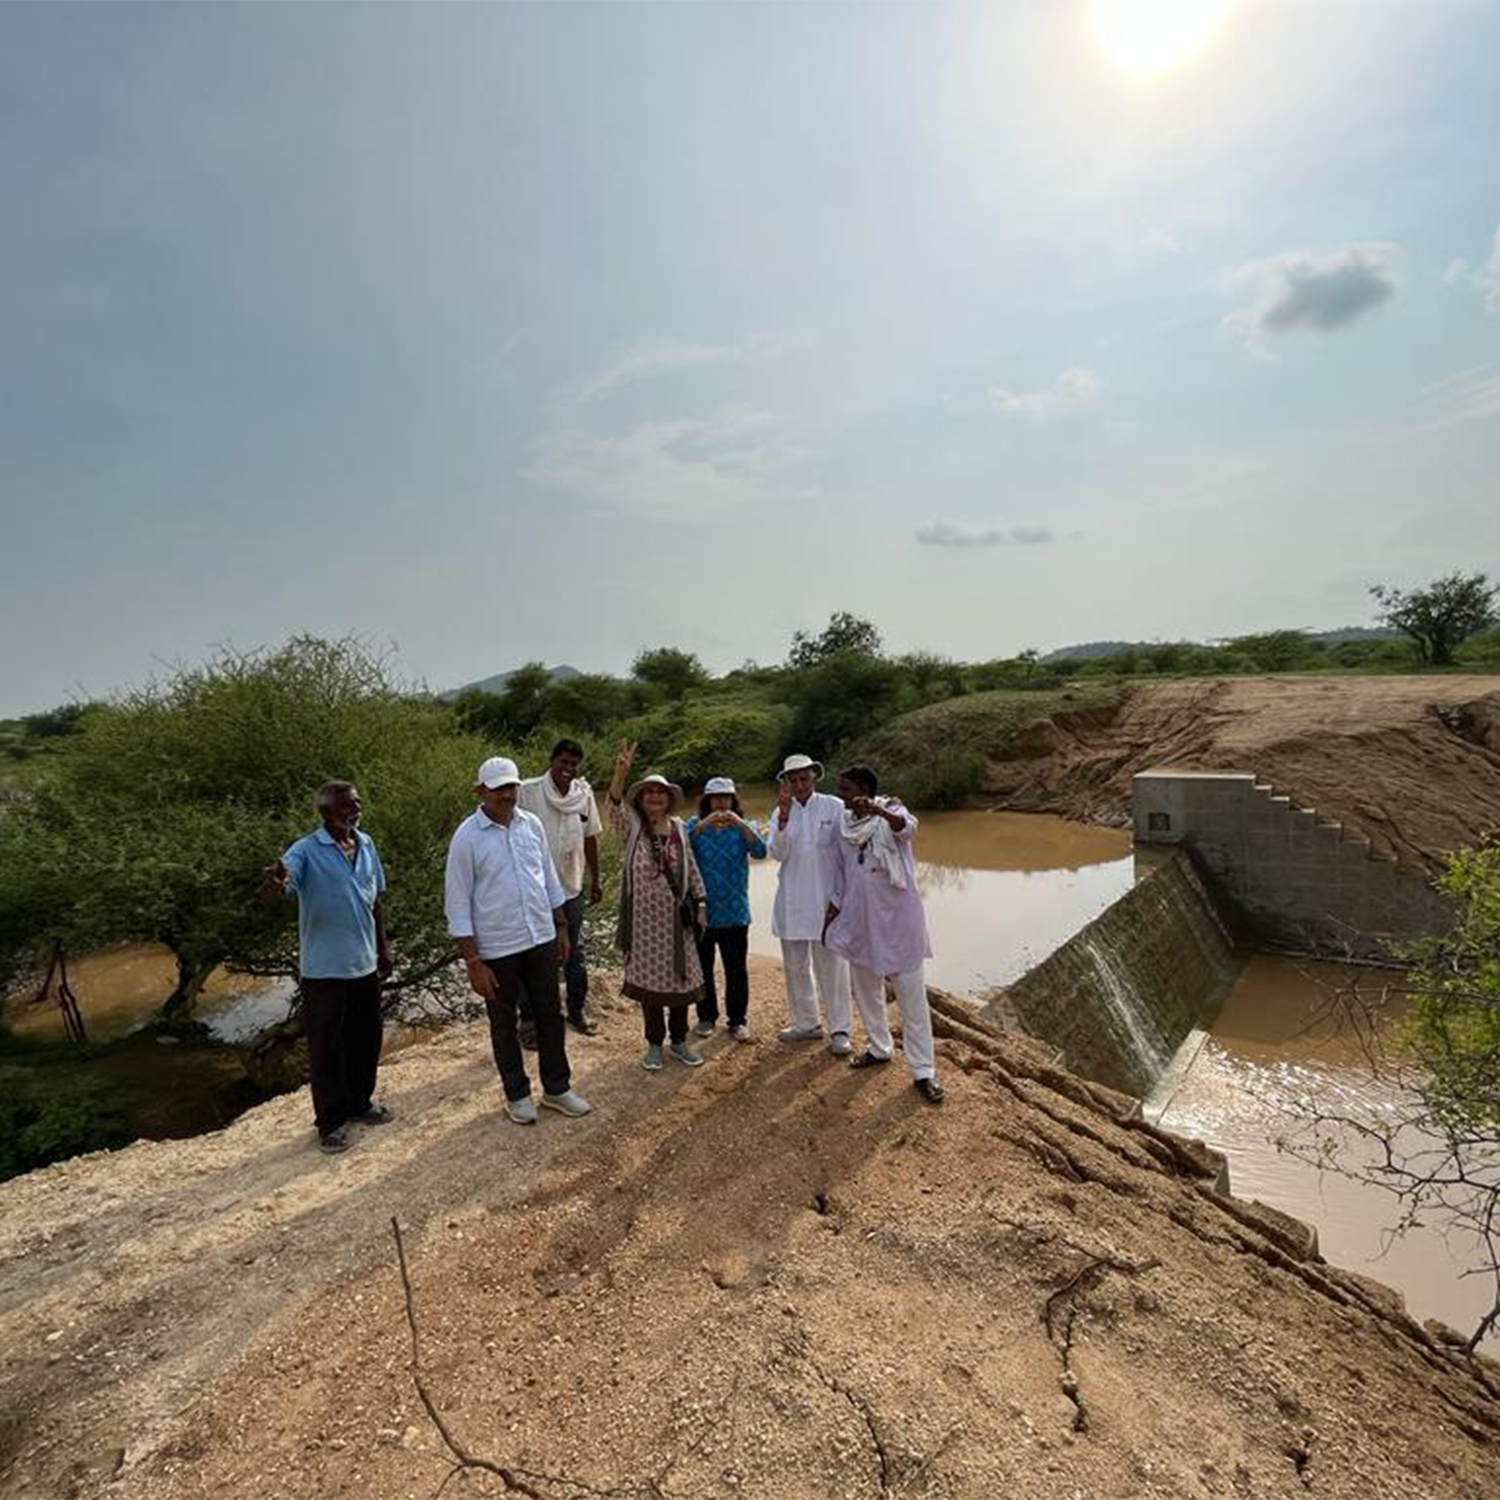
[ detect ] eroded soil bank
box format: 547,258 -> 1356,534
983,676 -> 1500,871
2,962 -> 1496,1500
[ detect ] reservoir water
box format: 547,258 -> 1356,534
1150,955 -> 1496,1344
742,799 -> 1136,994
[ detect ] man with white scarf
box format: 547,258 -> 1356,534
821,764 -> 944,1104
517,738 -> 604,1038
769,752 -> 853,1053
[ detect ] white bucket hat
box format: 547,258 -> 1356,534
704,776 -> 737,796
625,772 -> 684,813
476,755 -> 522,789
777,753 -> 823,781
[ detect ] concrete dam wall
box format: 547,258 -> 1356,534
983,850 -> 1238,1097
1131,769 -> 1454,962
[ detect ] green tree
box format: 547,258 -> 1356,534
786,650 -> 904,762
1225,630 -> 1319,673
1370,572 -> 1498,667
631,647 -> 709,701
787,612 -> 883,670
0,638 -> 484,1019
544,672 -> 639,733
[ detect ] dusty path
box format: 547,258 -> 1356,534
983,676 -> 1500,870
2,962 -> 1499,1500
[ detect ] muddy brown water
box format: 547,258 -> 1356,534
1149,955 -> 1495,1343
5,947 -> 293,1046
741,796 -> 1136,993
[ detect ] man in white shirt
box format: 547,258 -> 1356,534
768,753 -> 853,1053
445,756 -> 593,1126
516,737 -> 604,1041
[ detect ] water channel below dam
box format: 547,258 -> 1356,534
5,803 -> 1487,1342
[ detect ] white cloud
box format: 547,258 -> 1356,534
915,521 -> 1056,549
988,368 -> 1101,421
575,338 -> 777,400
524,406 -> 807,521
1446,222 -> 1500,314
1223,243 -> 1397,344
1142,227 -> 1181,254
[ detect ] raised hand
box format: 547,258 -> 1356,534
258,858 -> 289,901
614,738 -> 637,776
776,780 -> 793,827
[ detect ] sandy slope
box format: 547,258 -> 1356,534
2,961 -> 1497,1500
982,676 -> 1500,871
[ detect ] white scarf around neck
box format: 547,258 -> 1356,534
540,774 -> 592,856
840,797 -> 908,889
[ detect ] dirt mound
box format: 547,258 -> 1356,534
2,963 -> 1496,1500
983,676 -> 1500,870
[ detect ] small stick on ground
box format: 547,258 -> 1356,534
391,1215 -> 564,1500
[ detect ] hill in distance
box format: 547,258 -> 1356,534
444,663 -> 583,700
1043,627 -> 1399,662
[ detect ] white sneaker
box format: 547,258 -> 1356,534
540,1090 -> 592,1118
729,1024 -> 752,1043
829,1031 -> 853,1056
778,1024 -> 823,1044
693,1019 -> 716,1038
506,1096 -> 539,1126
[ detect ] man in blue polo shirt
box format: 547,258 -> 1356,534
261,779 -> 393,1154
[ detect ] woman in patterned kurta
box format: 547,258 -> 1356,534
606,740 -> 708,1070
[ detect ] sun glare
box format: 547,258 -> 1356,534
1092,0 -> 1234,75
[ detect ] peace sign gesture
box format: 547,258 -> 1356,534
609,738 -> 638,802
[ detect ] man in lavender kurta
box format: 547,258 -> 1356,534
821,765 -> 944,1104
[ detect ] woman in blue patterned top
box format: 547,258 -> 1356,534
687,776 -> 767,1041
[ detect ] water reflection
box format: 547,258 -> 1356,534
5,944 -> 295,1045
1151,955 -> 1495,1344
738,793 -> 1135,995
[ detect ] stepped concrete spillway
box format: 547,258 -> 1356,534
1131,768 -> 1455,962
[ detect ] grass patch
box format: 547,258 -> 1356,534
843,684 -> 1121,808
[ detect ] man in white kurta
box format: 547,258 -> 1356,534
769,754 -> 853,1051
822,765 -> 943,1103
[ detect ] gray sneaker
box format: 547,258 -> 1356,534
729,1024 -> 752,1043
670,1041 -> 706,1067
692,1019 -> 716,1038
778,1023 -> 823,1044
829,1031 -> 853,1056
505,1096 -> 539,1126
642,1045 -> 665,1071
540,1090 -> 593,1118
318,1125 -> 349,1155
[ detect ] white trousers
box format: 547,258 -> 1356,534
780,939 -> 852,1036
849,962 -> 937,1081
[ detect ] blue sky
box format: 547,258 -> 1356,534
3,1 -> 1498,714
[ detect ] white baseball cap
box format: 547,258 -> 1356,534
476,755 -> 522,789
704,776 -> 737,796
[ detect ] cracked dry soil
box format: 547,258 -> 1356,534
2,961 -> 1498,1500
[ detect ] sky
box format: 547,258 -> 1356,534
2,0 -> 1499,715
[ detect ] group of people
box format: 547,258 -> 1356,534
265,738 -> 943,1155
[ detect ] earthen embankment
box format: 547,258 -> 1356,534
983,676 -> 1500,872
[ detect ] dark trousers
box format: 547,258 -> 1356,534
300,972 -> 383,1137
516,893 -> 588,1021
484,944 -> 571,1101
696,925 -> 750,1028
642,1003 -> 690,1046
